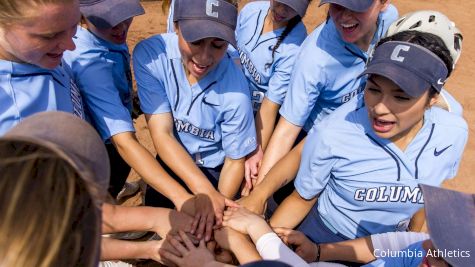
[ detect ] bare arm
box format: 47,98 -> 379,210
218,157 -> 245,199
102,203 -> 193,236
319,236 -> 375,263
101,237 -> 164,262
269,189 -> 316,229
408,208 -> 425,232
239,139 -> 305,214
255,98 -> 281,151
111,131 -> 192,209
214,227 -> 262,264
257,117 -> 302,183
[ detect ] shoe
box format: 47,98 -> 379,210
117,181 -> 141,200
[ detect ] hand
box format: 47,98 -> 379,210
274,227 -> 318,263
160,231 -> 216,267
155,209 -> 194,237
236,194 -> 266,215
206,241 -> 234,264
244,146 -> 263,190
222,206 -> 263,235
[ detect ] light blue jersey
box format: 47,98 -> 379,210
280,5 -> 398,132
63,26 -> 135,141
296,105 -> 468,242
133,33 -> 257,168
234,1 -> 307,111
0,60 -> 84,136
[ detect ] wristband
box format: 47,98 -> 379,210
316,243 -> 321,261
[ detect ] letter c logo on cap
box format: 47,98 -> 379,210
206,0 -> 220,18
390,45 -> 410,62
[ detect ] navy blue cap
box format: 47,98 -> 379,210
420,184 -> 475,267
361,41 -> 448,97
319,0 -> 373,12
173,0 -> 237,48
276,0 -> 310,18
240,260 -> 292,267
80,0 -> 145,28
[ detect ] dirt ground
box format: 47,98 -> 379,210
126,0 -> 474,198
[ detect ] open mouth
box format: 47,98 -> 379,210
46,52 -> 63,59
192,61 -> 210,75
372,118 -> 395,133
340,23 -> 359,33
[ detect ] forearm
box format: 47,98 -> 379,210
408,208 -> 425,232
112,132 -> 191,205
269,190 -> 316,229
102,204 -> 186,236
249,140 -> 305,204
255,99 -> 280,151
257,118 -> 302,182
101,237 -> 160,261
218,157 -> 245,198
154,133 -> 215,194
226,232 -> 262,264
319,236 -> 375,263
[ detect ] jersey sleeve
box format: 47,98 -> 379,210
72,58 -> 134,141
294,125 -> 336,200
221,81 -> 257,159
279,49 -> 326,127
265,45 -> 301,105
132,38 -> 171,115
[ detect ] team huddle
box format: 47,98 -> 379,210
0,0 -> 473,267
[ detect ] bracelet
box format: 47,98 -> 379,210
316,243 -> 321,262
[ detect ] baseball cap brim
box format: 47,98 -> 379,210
80,0 -> 145,28
361,63 -> 430,98
421,184 -> 475,267
319,0 -> 373,12
276,0 -> 310,18
0,112 -> 110,204
178,19 -> 237,48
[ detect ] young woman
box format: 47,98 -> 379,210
255,0 -> 398,188
0,0 -> 84,136
133,0 -> 256,240
233,0 -> 310,186
239,9 -> 465,215
269,30 -> 468,244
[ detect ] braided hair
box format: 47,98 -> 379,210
265,15 -> 302,70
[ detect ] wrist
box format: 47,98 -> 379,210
173,193 -> 193,210
315,243 -> 321,262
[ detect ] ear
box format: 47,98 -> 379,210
379,0 -> 390,12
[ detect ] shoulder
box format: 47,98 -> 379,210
241,1 -> 268,15
381,4 -> 399,24
430,107 -> 468,133
133,33 -> 177,61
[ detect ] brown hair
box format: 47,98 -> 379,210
0,142 -> 101,267
0,0 -> 74,25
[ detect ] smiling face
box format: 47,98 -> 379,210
270,0 -> 298,27
0,0 -> 80,69
176,25 -> 228,84
364,75 -> 437,150
329,0 -> 389,50
85,17 -> 133,45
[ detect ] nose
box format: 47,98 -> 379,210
372,96 -> 391,115
59,27 -> 77,51
195,43 -> 213,65
341,7 -> 354,20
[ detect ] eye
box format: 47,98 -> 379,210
190,40 -> 203,46
367,87 -> 381,94
40,33 -> 58,40
212,42 -> 226,49
394,95 -> 411,101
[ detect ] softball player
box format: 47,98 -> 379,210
269,30 -> 468,244
133,0 -> 256,240
0,0 -> 84,136
257,0 -> 399,184
233,0 -> 310,186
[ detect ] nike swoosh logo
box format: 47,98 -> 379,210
437,78 -> 445,85
202,97 -> 219,107
434,145 -> 452,156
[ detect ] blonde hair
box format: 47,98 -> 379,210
0,142 -> 101,267
0,0 -> 74,25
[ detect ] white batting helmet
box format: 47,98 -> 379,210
386,10 -> 463,68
